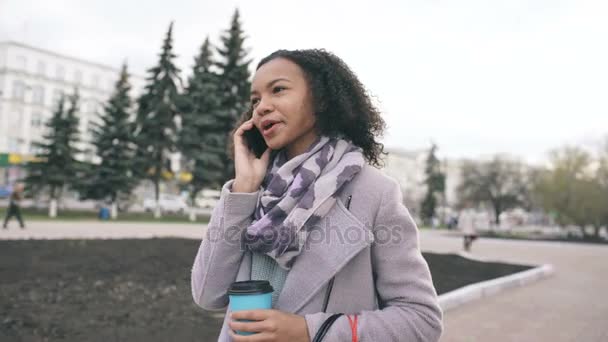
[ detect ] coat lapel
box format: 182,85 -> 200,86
275,199 -> 374,313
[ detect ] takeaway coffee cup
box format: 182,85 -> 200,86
228,280 -> 274,336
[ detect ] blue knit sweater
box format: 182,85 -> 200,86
250,252 -> 289,308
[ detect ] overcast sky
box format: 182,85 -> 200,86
1,0 -> 607,163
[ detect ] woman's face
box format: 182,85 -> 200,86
250,58 -> 317,160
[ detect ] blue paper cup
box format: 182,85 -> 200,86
228,280 -> 274,336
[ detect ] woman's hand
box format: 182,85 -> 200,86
232,119 -> 272,193
228,309 -> 310,342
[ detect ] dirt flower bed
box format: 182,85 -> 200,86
1,239 -> 531,341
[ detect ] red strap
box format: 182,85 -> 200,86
346,314 -> 358,342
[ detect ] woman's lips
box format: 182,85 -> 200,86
262,122 -> 283,137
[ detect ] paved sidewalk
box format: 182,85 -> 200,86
2,222 -> 606,341
419,229 -> 608,342
0,220 -> 206,240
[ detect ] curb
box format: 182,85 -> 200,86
438,258 -> 554,312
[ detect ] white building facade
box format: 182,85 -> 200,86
382,147 -> 428,213
381,147 -> 464,218
0,41 -> 145,159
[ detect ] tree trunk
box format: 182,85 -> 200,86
593,225 -> 601,238
492,201 -> 501,226
49,199 -> 57,218
579,225 -> 590,239
154,178 -> 161,219
111,202 -> 118,220
189,208 -> 196,222
153,154 -> 165,219
189,190 -> 197,222
49,186 -> 57,218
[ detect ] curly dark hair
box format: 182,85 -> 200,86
232,49 -> 387,167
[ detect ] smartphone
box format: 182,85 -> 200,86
243,125 -> 268,158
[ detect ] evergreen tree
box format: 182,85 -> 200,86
85,63 -> 137,219
179,37 -> 225,218
133,22 -> 183,218
421,143 -> 446,225
215,9 -> 252,180
24,90 -> 82,217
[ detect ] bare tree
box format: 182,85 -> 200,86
457,156 -> 528,225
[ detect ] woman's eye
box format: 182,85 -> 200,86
273,86 -> 286,94
250,98 -> 260,106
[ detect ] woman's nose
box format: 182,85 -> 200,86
255,97 -> 273,116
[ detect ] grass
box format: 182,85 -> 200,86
0,207 -> 210,224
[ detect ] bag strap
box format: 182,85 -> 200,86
312,313 -> 343,342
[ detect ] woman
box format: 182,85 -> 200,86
191,49 -> 442,341
458,202 -> 478,252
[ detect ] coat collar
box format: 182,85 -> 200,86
275,198 -> 374,313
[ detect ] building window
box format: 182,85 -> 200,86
32,85 -> 45,105
91,74 -> 100,89
31,112 -> 43,128
56,65 -> 65,81
37,61 -> 46,77
52,89 -> 64,108
29,144 -> 40,155
87,100 -> 102,114
8,137 -> 20,153
9,107 -> 24,132
74,70 -> 83,85
16,56 -> 27,71
12,80 -> 26,101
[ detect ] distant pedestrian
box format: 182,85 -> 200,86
458,203 -> 477,252
2,183 -> 26,229
447,215 -> 458,230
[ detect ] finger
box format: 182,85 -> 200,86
234,121 -> 255,151
231,309 -> 273,321
229,329 -> 272,342
235,120 -> 254,137
260,148 -> 272,162
229,319 -> 268,333
233,122 -> 253,151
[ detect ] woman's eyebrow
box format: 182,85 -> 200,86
251,78 -> 291,95
266,78 -> 290,88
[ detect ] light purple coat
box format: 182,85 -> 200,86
191,165 -> 443,341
